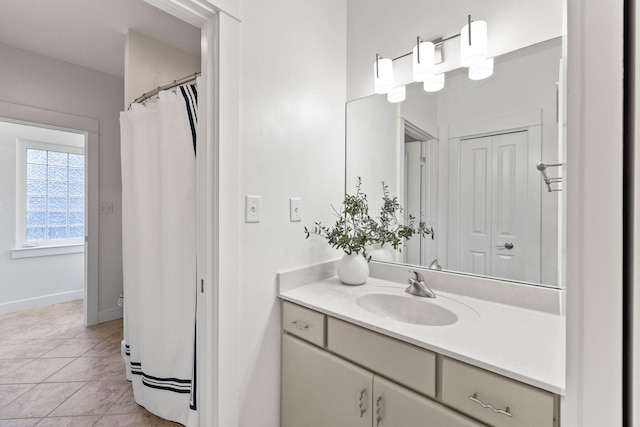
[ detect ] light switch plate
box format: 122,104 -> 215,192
290,197 -> 301,222
245,195 -> 260,223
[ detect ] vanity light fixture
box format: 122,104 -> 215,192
373,54 -> 394,94
375,14 -> 492,102
469,57 -> 494,80
387,85 -> 406,103
412,37 -> 435,82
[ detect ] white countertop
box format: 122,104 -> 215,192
280,277 -> 565,395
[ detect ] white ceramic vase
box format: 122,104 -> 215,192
337,253 -> 369,285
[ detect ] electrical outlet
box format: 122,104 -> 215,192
99,202 -> 113,214
245,195 -> 260,223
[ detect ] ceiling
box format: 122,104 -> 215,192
0,0 -> 201,78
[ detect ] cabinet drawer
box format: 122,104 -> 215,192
327,317 -> 436,398
441,358 -> 556,427
282,302 -> 326,347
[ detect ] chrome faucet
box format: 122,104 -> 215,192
405,271 -> 436,298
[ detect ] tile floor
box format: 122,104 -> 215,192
0,300 -> 180,426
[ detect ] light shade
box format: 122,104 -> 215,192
374,56 -> 394,94
387,85 -> 406,103
412,41 -> 435,82
460,20 -> 488,67
423,74 -> 445,92
469,57 -> 494,80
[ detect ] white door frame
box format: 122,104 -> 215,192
143,1 -> 241,426
0,101 -> 100,326
565,0 -> 624,424
403,120 -> 438,266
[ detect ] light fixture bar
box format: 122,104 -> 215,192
391,51 -> 414,62
391,39 -> 444,63
391,37 -> 451,62
388,15 -> 477,62
439,33 -> 462,44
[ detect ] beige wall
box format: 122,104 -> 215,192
0,42 -> 124,321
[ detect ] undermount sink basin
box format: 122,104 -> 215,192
356,293 -> 458,326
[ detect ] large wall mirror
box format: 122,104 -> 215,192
346,0 -> 566,288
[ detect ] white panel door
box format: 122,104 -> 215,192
459,131 -> 533,281
282,334 -> 373,427
491,132 -> 528,280
459,136 -> 492,276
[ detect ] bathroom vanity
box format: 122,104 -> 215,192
279,275 -> 564,427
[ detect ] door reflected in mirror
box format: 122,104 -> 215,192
346,37 -> 565,288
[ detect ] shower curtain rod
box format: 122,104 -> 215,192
130,72 -> 201,107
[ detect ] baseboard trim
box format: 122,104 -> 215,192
0,290 -> 84,314
98,306 -> 123,323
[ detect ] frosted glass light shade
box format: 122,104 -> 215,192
412,41 -> 435,82
387,85 -> 406,103
469,57 -> 494,80
423,74 -> 445,92
460,20 -> 488,67
374,57 -> 394,94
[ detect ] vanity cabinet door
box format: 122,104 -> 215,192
373,376 -> 486,427
282,334 -> 372,427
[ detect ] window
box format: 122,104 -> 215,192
17,138 -> 85,248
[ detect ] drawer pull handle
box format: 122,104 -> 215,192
358,388 -> 367,417
469,393 -> 513,417
375,396 -> 383,426
291,320 -> 310,330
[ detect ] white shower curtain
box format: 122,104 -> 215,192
120,85 -> 198,426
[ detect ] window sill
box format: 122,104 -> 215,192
11,244 -> 85,259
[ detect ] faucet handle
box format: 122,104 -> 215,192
410,270 -> 425,283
